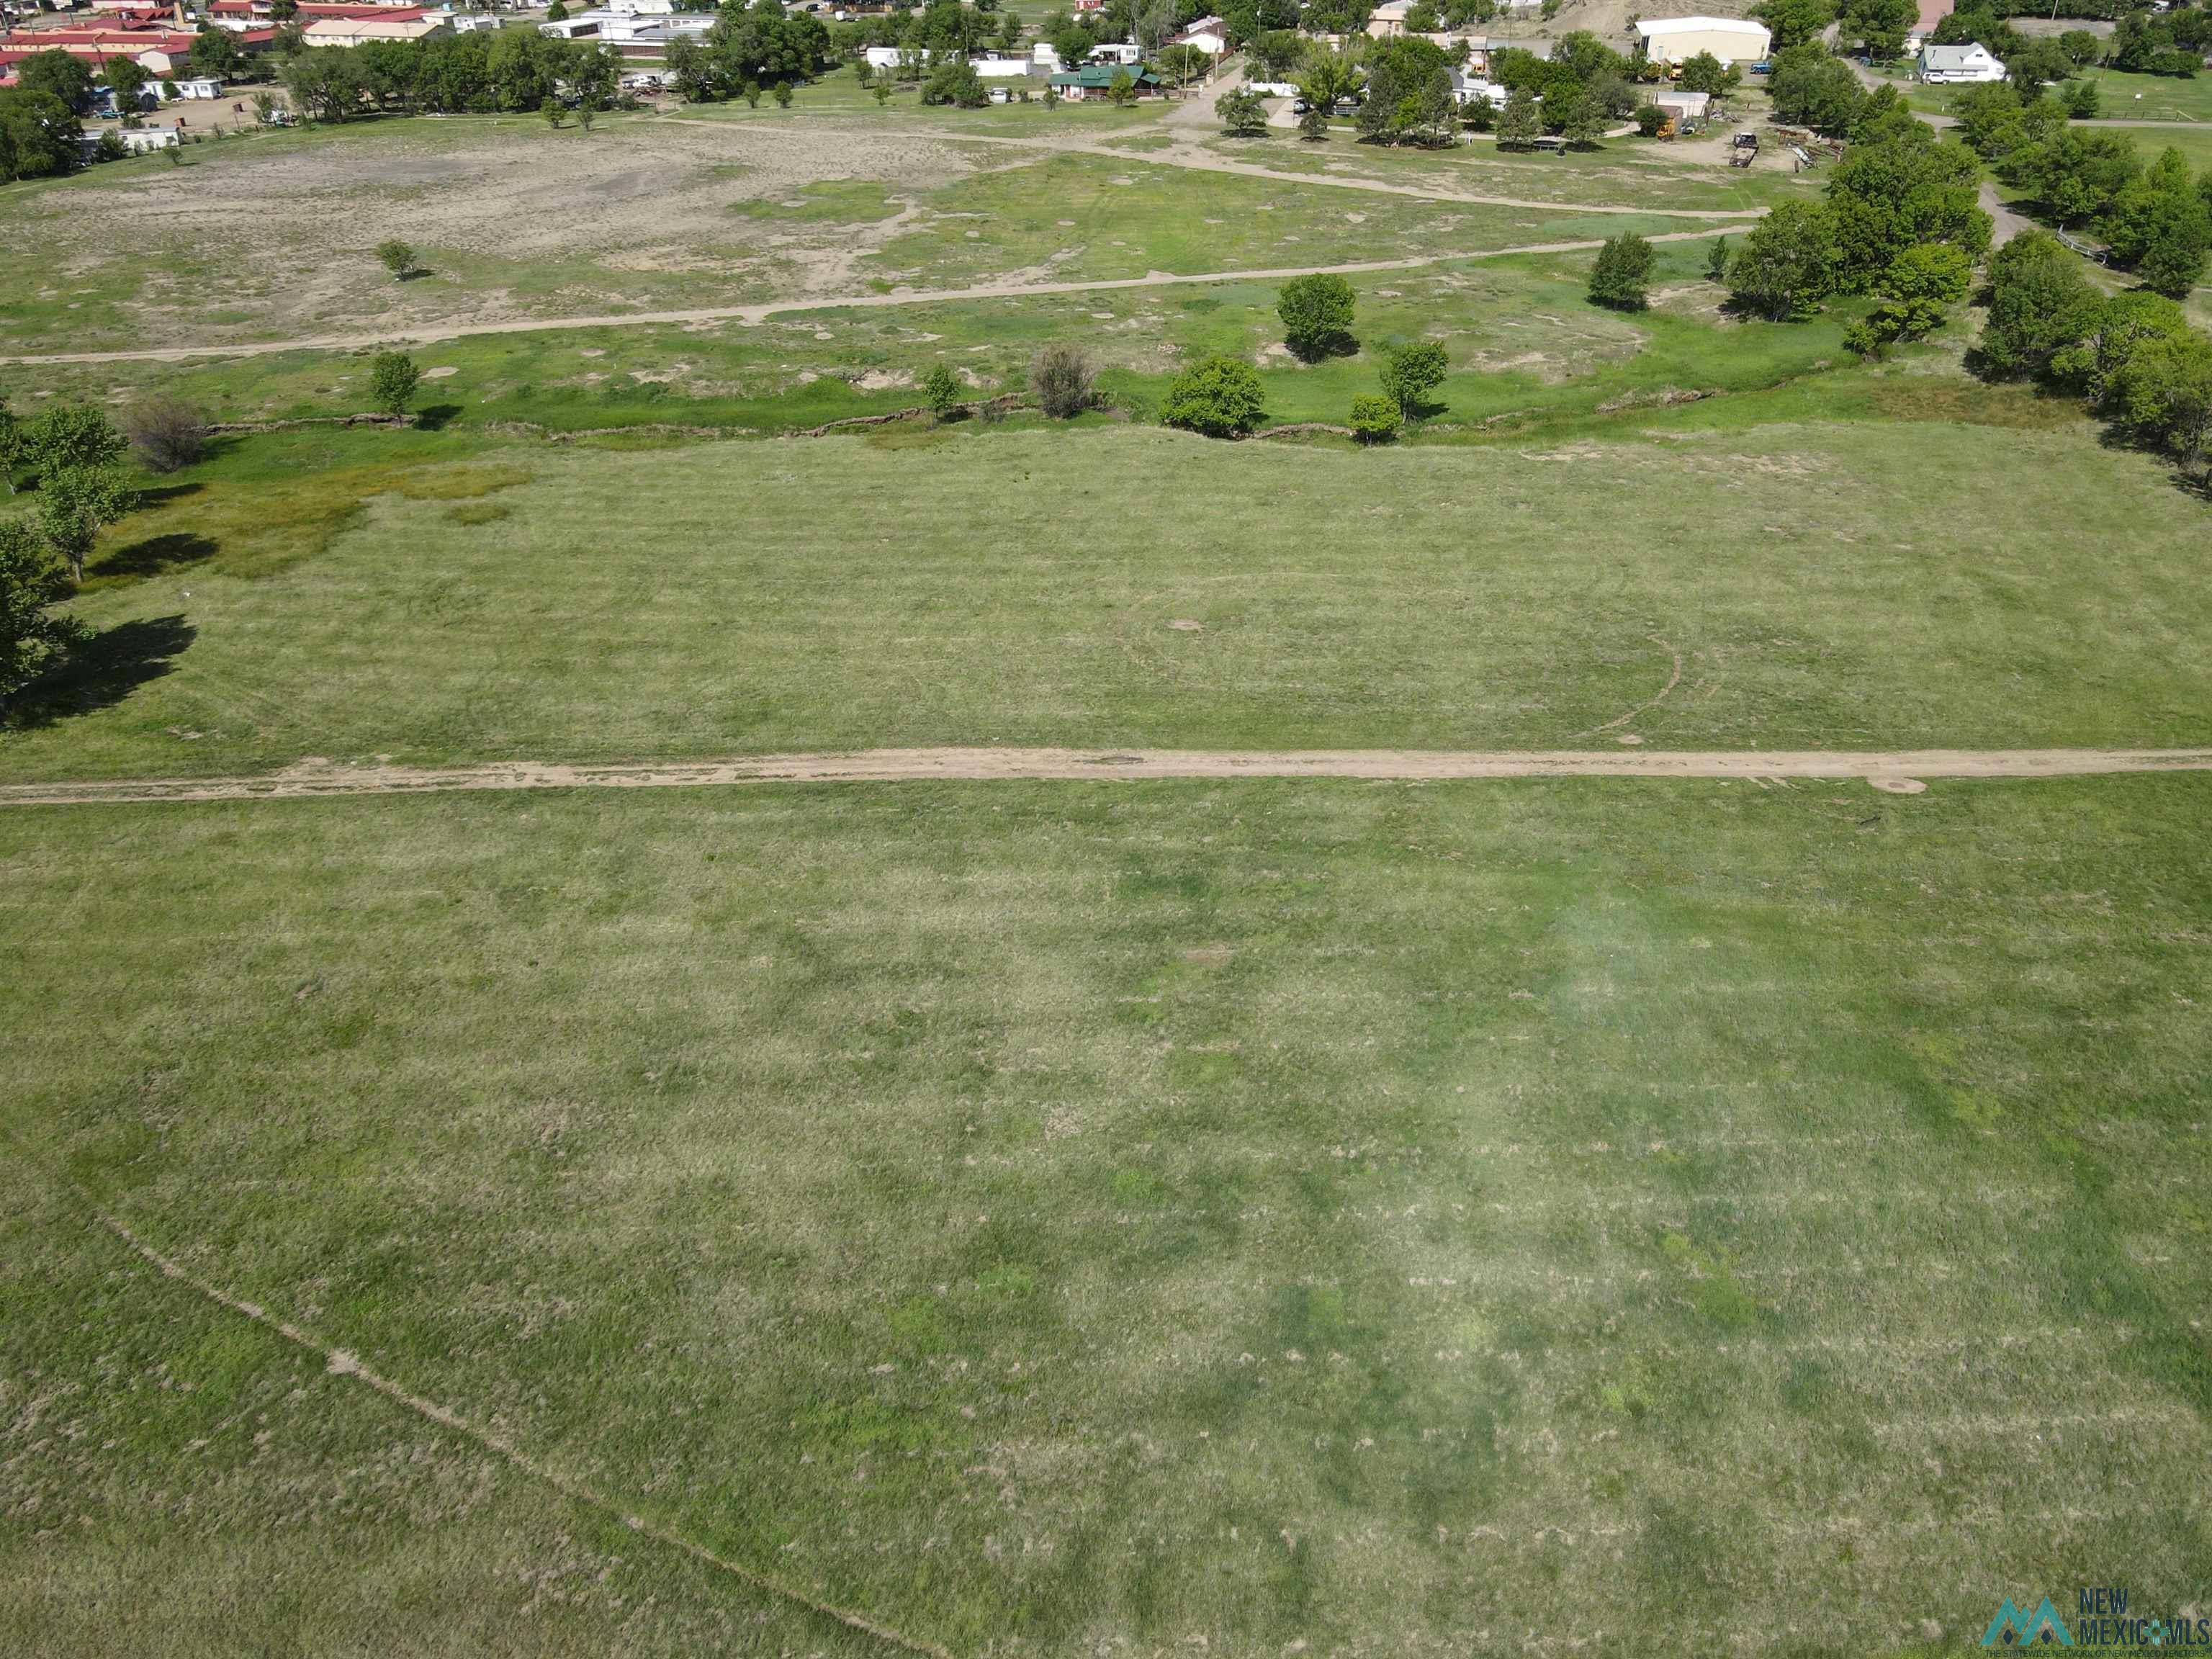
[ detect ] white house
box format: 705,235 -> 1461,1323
172,76 -> 224,97
1917,41 -> 2004,82
1169,15 -> 1228,55
1089,40 -> 1142,64
971,53 -> 1035,77
1447,68 -> 1502,106
1632,16 -> 1771,65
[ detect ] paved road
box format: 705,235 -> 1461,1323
8,747 -> 2211,806
0,228 -> 1738,367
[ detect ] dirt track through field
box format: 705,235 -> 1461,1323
81,1196 -> 953,1659
0,229 -> 1739,367
7,747 -> 2211,806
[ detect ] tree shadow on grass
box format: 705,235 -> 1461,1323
413,403 -> 463,431
2,616 -> 196,731
89,531 -> 217,582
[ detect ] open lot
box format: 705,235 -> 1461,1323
5,382 -> 2211,785
6,775 -> 2210,1655
6,65 -> 2211,1658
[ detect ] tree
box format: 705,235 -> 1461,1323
2064,78 -> 2100,122
547,0 -> 570,17
1767,45 -> 1863,136
0,89 -> 84,182
0,399 -> 22,495
2056,30 -> 2100,68
27,404 -> 126,478
1349,392 -> 1400,442
1298,102 -> 1329,140
1377,339 -> 1447,416
2105,148 -> 2212,301
2005,38 -> 2074,95
1633,102 -> 1665,137
369,351 -> 421,416
1978,230 -> 2103,379
1704,235 -> 1731,283
1726,201 -> 1841,320
1839,0 -> 1915,60
1161,354 -> 1266,437
922,60 -> 987,106
2023,129 -> 2140,227
0,521 -> 86,701
1250,30 -> 1304,81
186,29 -> 246,81
1297,48 -> 1362,129
2051,291 -> 2193,402
1495,85 -> 1540,150
1677,50 -> 1734,95
105,55 -> 153,113
1755,0 -> 1839,53
1555,88 -> 1604,148
1822,129 -> 1990,292
1845,242 -> 1973,356
37,467 -> 136,585
376,238 -> 418,279
1277,272 -> 1357,360
2105,329 -> 2212,471
18,50 -> 96,114
125,397 -> 210,474
1586,232 -> 1655,310
922,363 -> 963,418
1030,344 -> 1094,418
1219,86 -> 1269,136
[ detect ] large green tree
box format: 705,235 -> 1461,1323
1726,202 -> 1842,320
36,468 -> 136,585
1766,45 -> 1863,135
1378,339 -> 1448,416
1978,230 -> 2103,379
1277,273 -> 1357,360
1161,355 -> 1267,438
1586,232 -> 1655,311
2105,331 -> 2212,472
0,521 -> 86,702
1822,128 -> 1990,292
0,89 -> 83,181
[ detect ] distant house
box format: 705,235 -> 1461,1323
971,54 -> 1037,78
1632,15 -> 1771,65
1088,40 -> 1143,65
1047,60 -> 1164,98
1917,41 -> 2004,82
302,13 -> 447,42
1447,68 -> 1502,106
1169,14 -> 1228,55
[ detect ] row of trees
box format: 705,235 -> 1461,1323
1982,233 -> 2212,472
1954,83 -> 2212,296
661,3 -> 833,103
285,30 -> 623,120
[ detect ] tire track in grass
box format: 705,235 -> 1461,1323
7,746 -> 2212,806
81,1196 -> 957,1659
0,228 -> 1739,367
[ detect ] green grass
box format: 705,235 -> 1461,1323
859,150 -> 1705,288
5,369 -> 2210,783
4,775 -> 2208,1654
2074,67 -> 2212,125
0,241 -> 1820,436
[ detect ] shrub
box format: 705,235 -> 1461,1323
1349,394 -> 1401,443
376,238 -> 416,279
1160,354 -> 1265,438
922,363 -> 963,418
1377,339 -> 1448,416
125,397 -> 209,473
368,351 -> 421,417
1276,273 -> 1357,361
1586,232 -> 1655,311
1634,102 -> 1665,137
1219,86 -> 1268,136
1030,345 -> 1094,418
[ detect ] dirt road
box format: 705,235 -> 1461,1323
0,228 -> 1737,367
7,747 -> 2209,807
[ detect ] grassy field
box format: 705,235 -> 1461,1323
1,240 -> 1803,434
5,775 -> 2210,1655
5,377 -> 2211,784
6,52 -> 2211,1659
